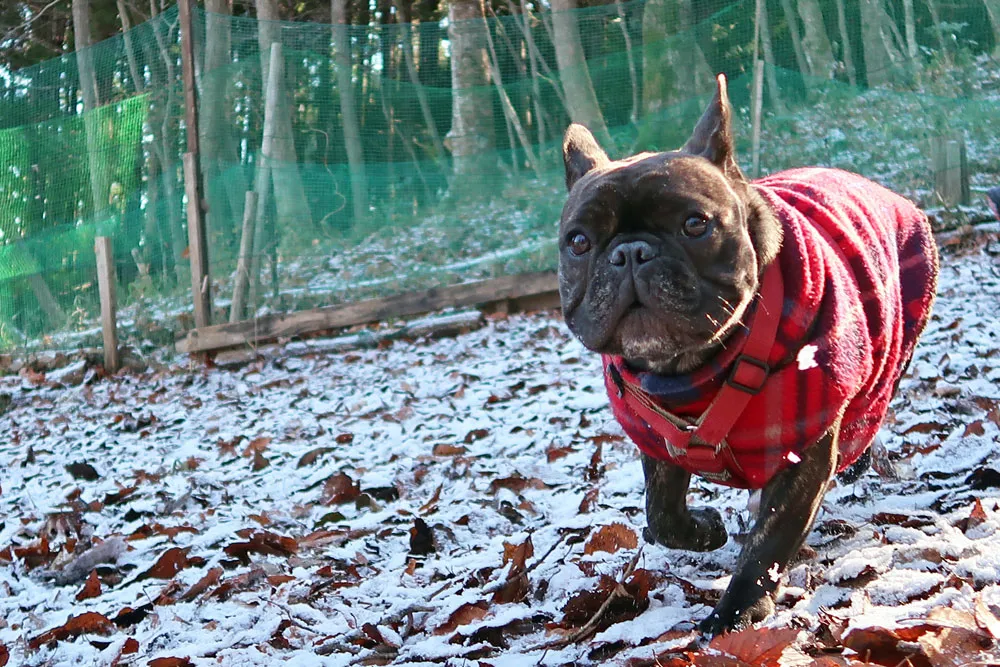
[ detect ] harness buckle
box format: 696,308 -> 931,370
726,354 -> 770,395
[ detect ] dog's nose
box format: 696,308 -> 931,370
609,241 -> 658,267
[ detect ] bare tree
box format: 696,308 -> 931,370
446,0 -> 495,187
393,0 -> 446,161
987,0 -> 1000,58
551,0 -> 611,148
778,0 -> 809,76
256,0 -> 313,233
332,0 -> 369,223
71,0 -> 110,214
834,0 -> 857,86
860,0 -> 903,86
642,0 -> 712,119
797,0 -> 835,78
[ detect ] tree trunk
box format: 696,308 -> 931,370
72,0 -> 111,216
446,0 -> 496,188
332,0 -> 370,224
201,0 -> 248,251
758,3 -> 786,112
986,0 -> 1000,58
256,0 -> 314,236
902,0 -> 918,59
393,0 -> 447,161
642,0 -> 712,120
550,0 -> 612,148
860,0 -> 903,86
797,0 -> 835,78
779,0 -> 809,77
834,0 -> 857,86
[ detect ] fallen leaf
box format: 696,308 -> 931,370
975,596 -> 1000,638
963,499 -> 990,533
321,472 -> 361,505
180,567 -> 223,602
434,601 -> 489,635
76,570 -> 102,601
335,433 -> 354,444
297,447 -> 334,467
702,626 -> 801,666
243,436 -> 271,457
464,428 -> 490,443
148,658 -> 193,667
964,420 -> 986,437
584,523 -> 638,555
251,449 -> 270,471
140,547 -> 190,580
66,461 -> 100,481
488,474 -> 548,494
419,484 -> 443,514
433,443 -> 467,456
0,643 -> 8,667
579,487 -> 599,514
842,627 -> 931,667
546,444 -> 575,462
28,611 -> 115,649
224,532 -> 298,564
493,536 -> 534,604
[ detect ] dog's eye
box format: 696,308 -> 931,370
567,232 -> 592,256
682,215 -> 711,238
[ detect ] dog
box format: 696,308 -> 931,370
558,74 -> 938,635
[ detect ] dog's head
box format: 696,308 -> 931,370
558,75 -> 782,374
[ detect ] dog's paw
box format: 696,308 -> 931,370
697,594 -> 775,637
643,507 -> 728,552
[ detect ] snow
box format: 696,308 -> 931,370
1,244 -> 999,665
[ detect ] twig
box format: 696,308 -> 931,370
481,530 -> 569,596
532,546 -> 644,650
314,603 -> 436,656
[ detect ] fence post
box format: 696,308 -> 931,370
230,191 -> 259,323
931,134 -> 970,206
178,0 -> 212,329
94,236 -> 120,373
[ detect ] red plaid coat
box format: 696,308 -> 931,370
605,168 -> 938,489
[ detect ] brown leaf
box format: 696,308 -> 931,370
433,443 -> 468,456
104,486 -> 138,505
434,601 -> 490,635
335,433 -> 354,444
584,523 -> 638,555
975,596 -> 1000,639
28,611 -> 115,649
321,472 -> 361,505
0,643 -> 8,667
464,428 -> 490,443
251,449 -> 270,471
493,536 -> 534,604
76,570 -> 102,601
141,547 -> 191,580
703,627 -> 800,666
579,487 -> 599,514
420,484 -> 443,515
965,499 -> 990,533
488,474 -> 549,494
297,447 -> 334,467
66,461 -> 100,481
587,444 -> 604,481
842,627 -> 931,667
148,658 -> 193,667
546,444 -> 575,462
409,518 -> 435,556
902,421 -> 949,435
243,436 -> 271,457
964,420 -> 987,437
557,569 -> 651,632
180,567 -> 223,602
224,531 -> 298,564
122,637 -> 140,655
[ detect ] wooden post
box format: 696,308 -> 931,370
178,0 -> 211,329
94,236 -> 120,373
230,191 -> 259,323
751,59 -> 765,179
931,134 -> 970,206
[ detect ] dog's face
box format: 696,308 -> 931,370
558,76 -> 781,373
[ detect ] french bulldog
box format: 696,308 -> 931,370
558,74 -> 938,635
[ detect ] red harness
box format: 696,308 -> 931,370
603,264 -> 783,485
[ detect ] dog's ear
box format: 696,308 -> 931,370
563,124 -> 610,191
682,74 -> 745,181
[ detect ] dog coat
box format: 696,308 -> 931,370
604,167 -> 938,489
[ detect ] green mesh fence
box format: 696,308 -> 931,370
0,0 -> 997,354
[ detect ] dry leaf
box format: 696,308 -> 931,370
28,611 -> 115,649
702,627 -> 801,666
297,447 -> 334,467
433,443 -> 467,456
66,461 -> 100,481
434,601 -> 489,635
488,474 -> 548,494
224,531 -> 298,564
140,547 -> 191,580
75,570 -> 102,601
409,518 -> 435,556
243,436 -> 271,457
584,523 -> 638,555
180,567 -> 223,602
0,643 -> 8,667
321,472 -> 361,505
148,658 -> 193,667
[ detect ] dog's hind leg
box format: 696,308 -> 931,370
642,454 -> 728,552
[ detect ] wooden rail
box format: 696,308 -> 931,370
176,271 -> 560,354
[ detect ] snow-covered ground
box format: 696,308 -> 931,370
2,240 -> 1000,666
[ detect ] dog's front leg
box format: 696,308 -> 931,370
642,454 -> 727,552
699,417 -> 840,636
